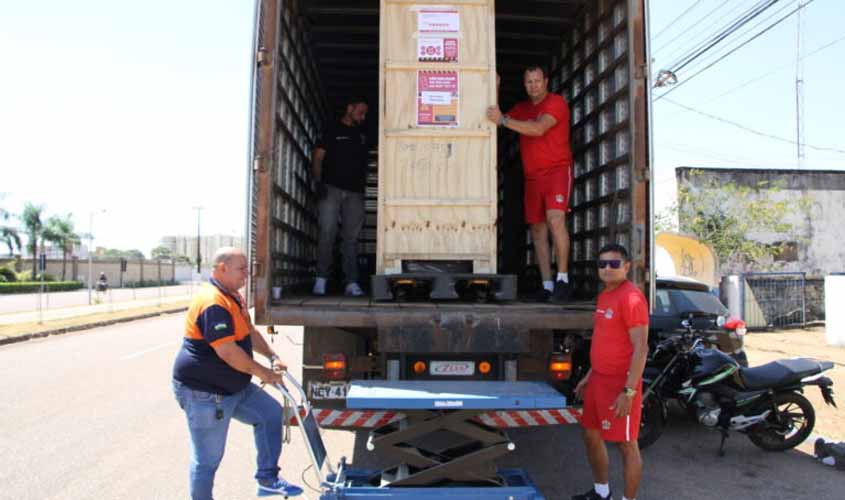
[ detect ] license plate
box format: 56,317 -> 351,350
430,361 -> 475,376
309,381 -> 349,400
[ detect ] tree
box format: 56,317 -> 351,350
44,214 -> 81,280
673,170 -> 813,272
0,195 -> 21,256
22,203 -> 45,279
102,248 -> 145,260
151,245 -> 174,261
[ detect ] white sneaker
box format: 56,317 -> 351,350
312,277 -> 327,296
344,282 -> 364,297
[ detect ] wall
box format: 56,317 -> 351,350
676,168 -> 845,276
0,258 -> 175,286
678,168 -> 845,324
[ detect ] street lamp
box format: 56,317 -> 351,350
193,206 -> 204,275
88,209 -> 106,305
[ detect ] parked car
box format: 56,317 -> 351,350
651,276 -> 749,366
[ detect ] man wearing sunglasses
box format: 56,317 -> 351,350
572,243 -> 649,500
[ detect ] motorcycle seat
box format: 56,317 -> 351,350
740,358 -> 828,390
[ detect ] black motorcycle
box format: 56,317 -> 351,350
638,318 -> 837,455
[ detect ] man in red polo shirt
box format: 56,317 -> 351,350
572,243 -> 649,500
487,66 -> 573,302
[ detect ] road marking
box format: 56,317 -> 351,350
120,342 -> 178,360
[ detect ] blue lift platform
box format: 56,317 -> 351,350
276,373 -> 566,499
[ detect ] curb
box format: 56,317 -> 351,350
0,306 -> 189,346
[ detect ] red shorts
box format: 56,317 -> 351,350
523,170 -> 572,224
580,372 -> 642,442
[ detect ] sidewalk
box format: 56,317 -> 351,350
0,292 -> 193,346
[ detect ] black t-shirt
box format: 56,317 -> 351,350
316,121 -> 369,193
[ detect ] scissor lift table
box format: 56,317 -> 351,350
278,374 -> 565,499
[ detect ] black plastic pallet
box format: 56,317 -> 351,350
371,273 -> 517,302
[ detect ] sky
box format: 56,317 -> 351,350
1,0 -> 843,256
649,0 -> 845,215
0,0 -> 255,255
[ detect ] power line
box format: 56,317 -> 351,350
655,0 -> 815,100
652,0 -> 707,41
695,33 -> 845,105
661,97 -> 845,154
654,0 -> 736,57
679,0 -> 799,77
667,0 -> 780,74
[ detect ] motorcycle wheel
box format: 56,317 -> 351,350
747,392 -> 815,452
637,395 -> 666,450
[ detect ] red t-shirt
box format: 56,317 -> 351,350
507,93 -> 572,180
590,280 -> 649,376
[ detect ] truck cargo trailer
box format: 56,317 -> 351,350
246,0 -> 653,431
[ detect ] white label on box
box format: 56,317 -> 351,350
421,91 -> 452,105
418,10 -> 459,33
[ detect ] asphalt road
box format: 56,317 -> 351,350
0,285 -> 194,314
1,315 -> 842,500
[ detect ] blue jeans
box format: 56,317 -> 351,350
172,381 -> 283,500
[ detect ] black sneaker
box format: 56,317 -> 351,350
534,288 -> 552,303
551,280 -> 571,303
571,488 -> 612,500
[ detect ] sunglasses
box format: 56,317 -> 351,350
597,259 -> 623,269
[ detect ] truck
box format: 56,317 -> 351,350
246,0 -> 652,436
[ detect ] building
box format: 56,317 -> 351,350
676,167 -> 845,276
677,167 -> 845,324
160,234 -> 243,267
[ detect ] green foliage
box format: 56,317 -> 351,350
151,245 -> 174,260
0,265 -> 16,283
101,248 -> 145,260
43,213 -> 81,280
0,281 -> 84,294
0,194 -> 21,256
22,202 -> 45,278
15,270 -> 57,282
675,170 -> 814,271
654,202 -> 678,233
124,279 -> 177,288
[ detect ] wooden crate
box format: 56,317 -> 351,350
377,0 -> 498,275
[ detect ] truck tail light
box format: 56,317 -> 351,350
549,354 -> 572,380
322,353 -> 347,380
478,361 -> 492,374
413,361 -> 427,374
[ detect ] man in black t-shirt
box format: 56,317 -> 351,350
312,97 -> 369,296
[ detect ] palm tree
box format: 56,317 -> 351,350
44,214 -> 80,281
0,194 -> 21,256
22,203 -> 45,280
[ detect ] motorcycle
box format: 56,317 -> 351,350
638,316 -> 837,455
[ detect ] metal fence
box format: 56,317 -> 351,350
741,272 -> 806,329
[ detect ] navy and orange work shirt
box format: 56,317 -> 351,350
172,278 -> 253,395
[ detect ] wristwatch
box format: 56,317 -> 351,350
500,115 -> 509,127
622,386 -> 637,397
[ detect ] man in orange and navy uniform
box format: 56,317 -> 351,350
172,247 -> 302,499
572,243 -> 649,500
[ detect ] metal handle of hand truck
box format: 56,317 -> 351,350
272,371 -> 312,417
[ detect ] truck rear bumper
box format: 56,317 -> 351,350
286,407 -> 582,429
267,297 -> 595,330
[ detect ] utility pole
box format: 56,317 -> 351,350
795,1 -> 806,167
193,206 -> 203,274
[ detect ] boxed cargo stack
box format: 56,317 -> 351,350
371,0 -> 514,302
